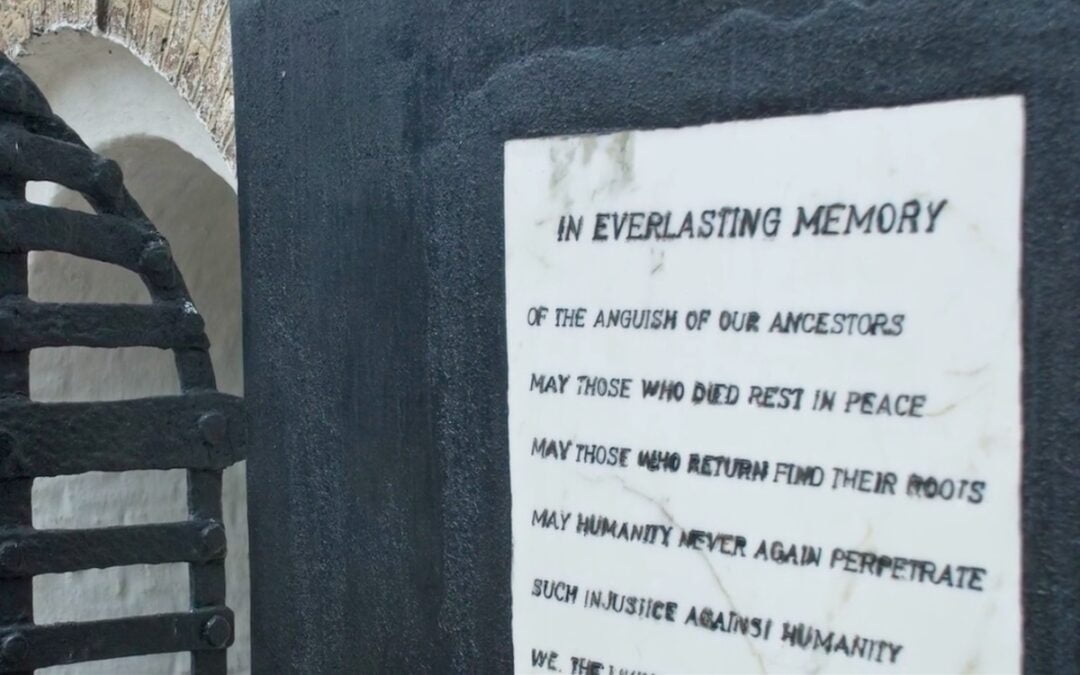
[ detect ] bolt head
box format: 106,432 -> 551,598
140,241 -> 175,287
198,411 -> 228,447
1,633 -> 28,664
201,522 -> 227,559
92,157 -> 123,192
203,615 -> 232,649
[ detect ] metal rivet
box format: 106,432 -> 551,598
91,157 -> 125,207
0,541 -> 22,575
140,241 -> 175,288
92,157 -> 123,189
202,615 -> 232,649
0,633 -> 28,664
201,522 -> 227,559
140,242 -> 170,272
198,411 -> 227,447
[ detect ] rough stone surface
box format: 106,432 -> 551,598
0,0 -> 234,164
233,0 -> 1080,672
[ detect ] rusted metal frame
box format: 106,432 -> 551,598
0,607 -> 234,673
0,56 -> 232,674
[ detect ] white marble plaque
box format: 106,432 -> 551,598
504,97 -> 1023,674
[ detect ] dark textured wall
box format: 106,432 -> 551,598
230,1 -> 1080,671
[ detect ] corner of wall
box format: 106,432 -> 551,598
0,0 -> 235,166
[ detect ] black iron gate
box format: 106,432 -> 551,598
0,55 -> 244,674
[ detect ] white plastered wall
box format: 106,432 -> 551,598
15,30 -> 249,675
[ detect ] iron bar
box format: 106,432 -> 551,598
0,520 -> 226,578
0,393 -> 244,479
0,607 -> 234,672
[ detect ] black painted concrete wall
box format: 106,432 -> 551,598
231,1 -> 1080,671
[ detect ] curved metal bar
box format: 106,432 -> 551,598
0,53 -> 240,675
